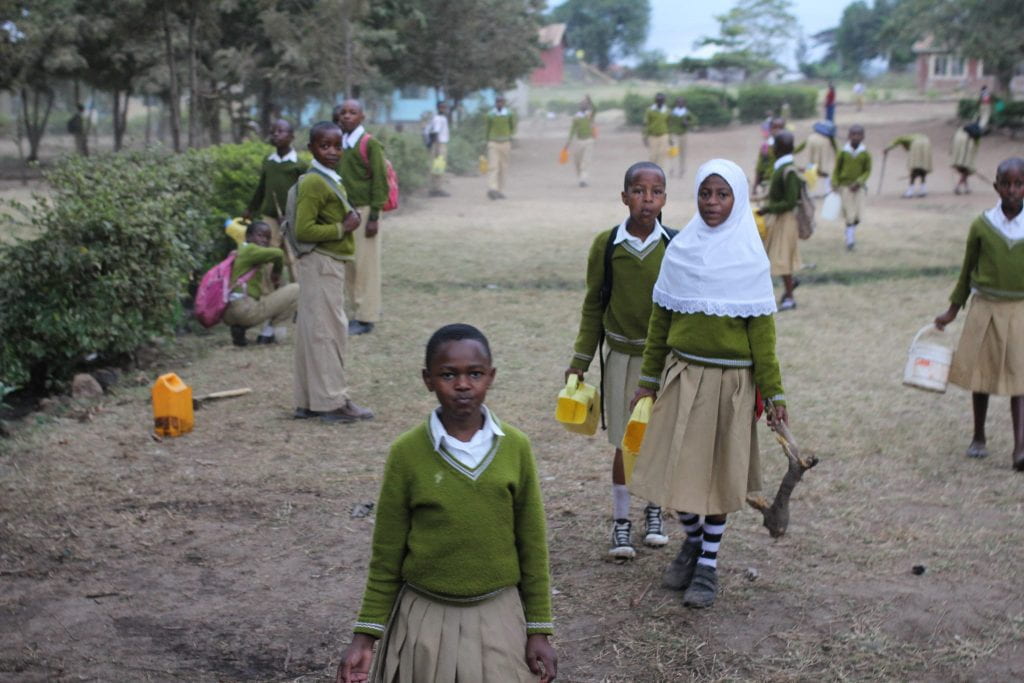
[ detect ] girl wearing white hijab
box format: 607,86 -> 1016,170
629,159 -> 790,609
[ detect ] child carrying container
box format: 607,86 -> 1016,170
934,157 -> 1024,471
630,159 -> 789,609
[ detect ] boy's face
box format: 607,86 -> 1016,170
250,226 -> 272,247
309,128 -> 342,168
697,173 -> 734,228
848,128 -> 864,147
270,121 -> 293,150
995,167 -> 1024,215
655,94 -> 665,107
621,169 -> 667,231
495,97 -> 506,110
422,339 -> 495,422
335,102 -> 364,133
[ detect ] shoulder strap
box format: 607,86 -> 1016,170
308,168 -> 355,214
358,132 -> 371,165
600,226 -> 618,309
662,227 -> 678,244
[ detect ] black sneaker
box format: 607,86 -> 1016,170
230,325 -> 248,347
643,505 -> 668,547
608,519 -> 636,560
255,334 -> 276,345
348,320 -> 375,335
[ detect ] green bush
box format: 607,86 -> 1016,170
206,140 -> 282,219
369,126 -> 431,194
736,85 -> 818,123
446,136 -> 478,176
623,89 -> 733,128
0,150 -> 216,389
595,97 -> 622,111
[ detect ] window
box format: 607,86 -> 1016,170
933,55 -> 948,76
950,56 -> 965,76
399,85 -> 429,100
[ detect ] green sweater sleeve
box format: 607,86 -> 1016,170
295,175 -> 348,243
856,152 -> 872,184
764,167 -> 800,214
513,434 -> 554,635
570,232 -> 610,371
950,220 -> 981,307
748,315 -> 786,405
639,304 -> 672,389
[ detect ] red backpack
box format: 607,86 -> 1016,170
358,133 -> 399,211
194,251 -> 257,328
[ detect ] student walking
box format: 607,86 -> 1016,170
426,101 -> 451,197
668,97 -> 694,179
833,124 -> 871,251
643,93 -> 671,168
759,131 -> 803,311
486,96 -> 517,200
564,98 -> 596,187
796,120 -> 836,196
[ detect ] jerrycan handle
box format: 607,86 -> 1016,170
911,323 -> 943,347
564,374 -> 579,394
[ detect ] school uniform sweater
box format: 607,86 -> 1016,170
569,114 -> 594,140
950,214 -> 1024,307
668,109 -> 692,135
763,162 -> 800,214
644,106 -> 669,137
486,110 -> 517,141
338,133 -> 388,211
353,419 -> 553,638
247,153 -> 307,218
230,242 -> 283,300
638,307 -> 786,405
294,172 -> 355,261
833,148 -> 872,187
571,228 -> 668,370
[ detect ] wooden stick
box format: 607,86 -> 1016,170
193,387 -> 252,407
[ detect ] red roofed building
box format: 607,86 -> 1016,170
531,23 -> 566,86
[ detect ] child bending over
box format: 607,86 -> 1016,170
338,324 -> 557,682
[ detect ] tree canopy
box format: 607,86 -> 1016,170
550,0 -> 650,71
697,0 -> 798,77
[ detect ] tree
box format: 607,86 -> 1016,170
809,0 -> 914,77
550,0 -> 649,71
697,0 -> 798,77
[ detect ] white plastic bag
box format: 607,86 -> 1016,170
821,191 -> 841,221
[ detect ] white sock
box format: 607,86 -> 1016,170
697,519 -> 726,568
260,322 -> 274,337
845,225 -> 856,246
613,484 -> 630,520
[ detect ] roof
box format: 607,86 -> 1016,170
913,35 -> 949,54
538,23 -> 566,49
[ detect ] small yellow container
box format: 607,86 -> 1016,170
152,372 -> 194,437
555,375 -> 599,436
224,216 -> 248,246
668,145 -> 680,158
478,155 -> 489,174
621,397 -> 652,482
558,147 -> 569,164
753,210 -> 767,239
803,164 -> 819,190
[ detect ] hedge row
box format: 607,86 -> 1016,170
621,85 -> 819,128
735,85 -> 818,123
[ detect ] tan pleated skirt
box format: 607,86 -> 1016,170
370,586 -> 536,683
764,210 -> 802,277
629,357 -> 762,515
907,136 -> 933,173
806,133 -> 832,170
951,129 -> 978,172
949,295 -> 1024,395
604,349 -> 642,448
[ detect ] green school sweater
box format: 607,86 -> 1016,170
230,242 -> 283,300
338,133 -> 388,211
569,114 -> 594,140
571,228 -> 668,370
639,307 -> 786,405
950,214 -> 1024,307
247,154 -> 308,218
763,162 -> 801,215
486,110 -> 517,141
294,172 -> 355,261
668,110 -> 693,135
833,148 -> 872,187
644,106 -> 669,136
353,419 -> 553,638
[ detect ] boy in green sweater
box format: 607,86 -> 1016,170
644,92 -> 670,167
833,124 -> 871,251
564,97 -> 595,187
334,100 -> 388,336
292,121 -> 373,423
486,95 -> 517,199
222,221 -> 299,347
243,119 -> 307,255
339,324 -> 556,682
567,161 -> 673,559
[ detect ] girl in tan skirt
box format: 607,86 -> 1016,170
338,324 -> 557,682
630,159 -> 790,608
935,157 -> 1024,470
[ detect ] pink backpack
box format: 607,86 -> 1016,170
194,251 -> 257,328
358,134 -> 400,211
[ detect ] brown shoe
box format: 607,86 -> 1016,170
319,400 -> 374,423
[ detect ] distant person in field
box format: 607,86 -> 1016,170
833,124 -> 871,251
630,159 -> 789,609
566,161 -> 674,561
795,120 -> 837,196
853,82 -> 865,112
333,100 -> 387,336
668,97 -> 695,179
934,157 -> 1024,471
564,97 -> 596,187
67,103 -> 88,156
426,101 -> 451,197
222,221 -> 299,347
243,118 -> 307,269
824,81 -> 836,122
952,123 -> 982,195
759,131 -> 802,311
754,117 -> 786,193
978,85 -> 993,130
643,92 -> 670,168
486,95 -> 517,200
884,133 -> 933,198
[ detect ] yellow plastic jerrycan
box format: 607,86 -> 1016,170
667,145 -> 680,158
803,163 -> 819,191
152,372 -> 194,437
753,210 -> 767,240
478,155 -> 489,174
555,375 -> 599,436
224,216 -> 248,246
621,396 -> 653,483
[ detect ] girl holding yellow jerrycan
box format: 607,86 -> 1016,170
563,161 -> 675,560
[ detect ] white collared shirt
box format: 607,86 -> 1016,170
268,149 -> 298,163
650,104 -> 666,112
614,218 -> 665,252
843,142 -> 867,157
773,153 -> 794,170
428,114 -> 450,143
342,125 -> 365,150
429,406 -> 504,470
985,202 -> 1024,241
491,107 -> 509,116
310,158 -> 342,184
671,106 -> 688,116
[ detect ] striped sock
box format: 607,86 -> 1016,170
697,519 -> 726,568
677,512 -> 702,542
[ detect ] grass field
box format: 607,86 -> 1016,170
1,100 -> 1023,681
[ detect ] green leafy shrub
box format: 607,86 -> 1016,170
624,89 -> 734,128
0,150 -> 216,389
736,85 -> 818,123
595,97 -> 622,111
446,136 -> 479,176
206,140 -> 281,219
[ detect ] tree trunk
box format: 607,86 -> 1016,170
187,0 -> 198,148
21,86 -> 54,163
204,79 -> 221,145
112,89 -> 131,152
162,5 -> 182,152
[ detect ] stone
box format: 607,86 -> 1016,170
71,373 -> 103,399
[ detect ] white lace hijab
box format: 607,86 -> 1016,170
652,159 -> 777,317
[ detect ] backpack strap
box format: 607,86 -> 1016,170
308,167 -> 355,214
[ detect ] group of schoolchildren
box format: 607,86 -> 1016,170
223,95 -> 1023,682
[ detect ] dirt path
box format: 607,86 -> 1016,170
2,101 -> 1023,681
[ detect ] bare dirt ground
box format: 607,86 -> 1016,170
2,101 -> 1024,682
